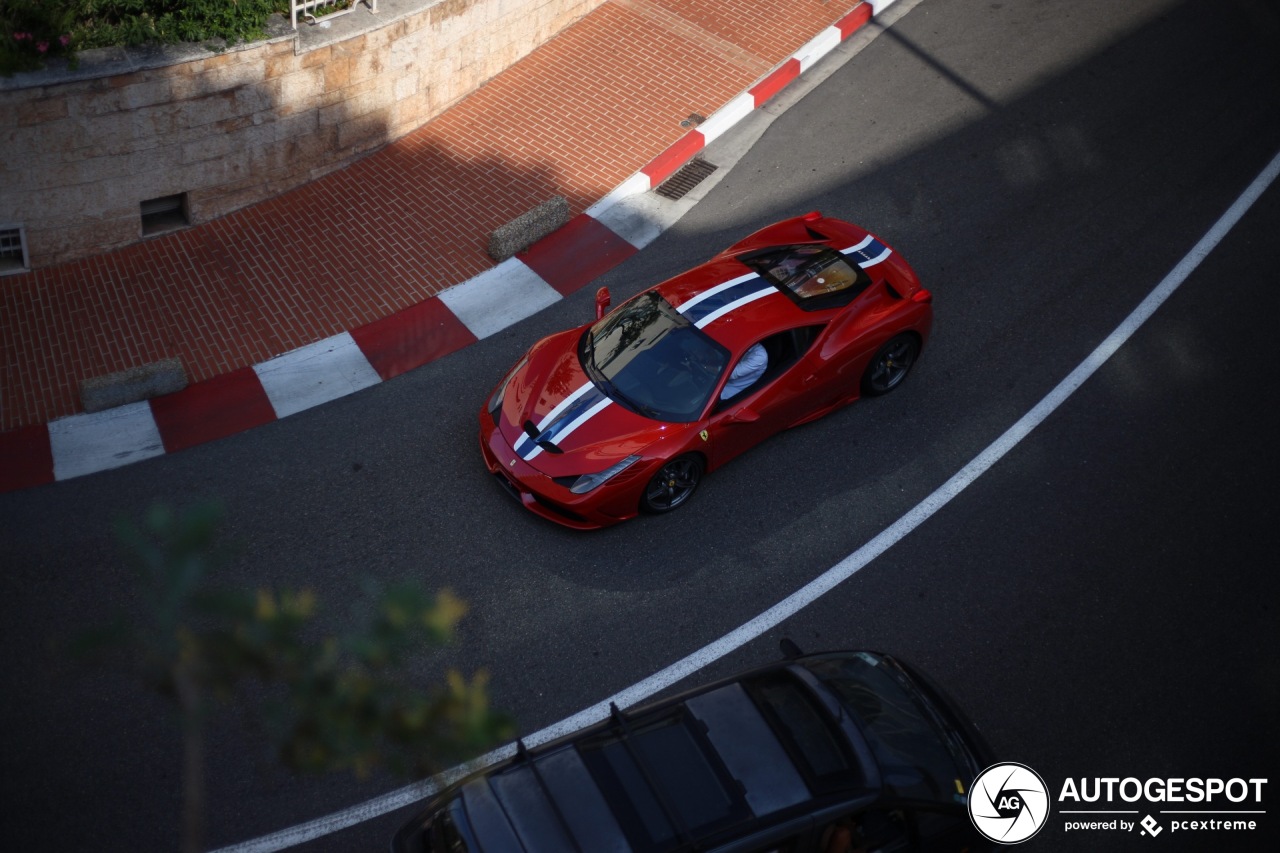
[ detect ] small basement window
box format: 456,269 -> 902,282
140,193 -> 189,235
0,225 -> 29,275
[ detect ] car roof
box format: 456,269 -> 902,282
449,665 -> 874,853
651,235 -> 888,355
654,257 -> 807,352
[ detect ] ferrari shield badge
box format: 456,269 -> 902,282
700,430 -> 709,442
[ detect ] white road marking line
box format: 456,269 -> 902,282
211,149 -> 1280,853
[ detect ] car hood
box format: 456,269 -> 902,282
498,328 -> 676,476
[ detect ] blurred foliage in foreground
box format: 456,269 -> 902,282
77,501 -> 512,853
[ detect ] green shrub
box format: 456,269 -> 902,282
2,0 -> 78,74
2,1 -> 290,76
72,0 -> 289,48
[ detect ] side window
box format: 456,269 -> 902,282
717,326 -> 824,405
426,806 -> 470,853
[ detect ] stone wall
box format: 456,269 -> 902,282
0,0 -> 605,271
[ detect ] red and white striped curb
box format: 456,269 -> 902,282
0,0 -> 899,494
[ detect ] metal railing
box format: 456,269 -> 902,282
291,0 -> 378,30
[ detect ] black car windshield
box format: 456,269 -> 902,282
803,653 -> 970,805
581,291 -> 729,423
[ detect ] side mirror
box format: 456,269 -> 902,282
728,407 -> 760,424
595,286 -> 611,320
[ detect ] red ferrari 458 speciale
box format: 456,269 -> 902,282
479,212 -> 933,529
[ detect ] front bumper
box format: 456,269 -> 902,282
478,413 -> 643,530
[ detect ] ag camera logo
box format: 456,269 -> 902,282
969,763 -> 1051,844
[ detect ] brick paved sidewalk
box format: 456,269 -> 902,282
1,0 -> 873,449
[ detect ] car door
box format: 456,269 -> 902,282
703,326 -> 828,468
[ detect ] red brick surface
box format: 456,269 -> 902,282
518,214 -> 640,297
642,0 -> 863,63
0,0 -> 867,433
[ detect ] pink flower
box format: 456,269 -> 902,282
37,41 -> 50,53
13,31 -> 30,41
59,35 -> 70,47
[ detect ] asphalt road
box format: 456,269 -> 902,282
2,0 -> 1279,851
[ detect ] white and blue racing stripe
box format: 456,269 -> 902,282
513,380 -> 592,458
841,234 -> 892,268
515,381 -> 612,462
677,273 -> 778,328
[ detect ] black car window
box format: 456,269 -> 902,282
426,804 -> 470,853
534,748 -> 631,852
579,709 -> 751,852
582,291 -> 730,422
685,683 -> 812,816
459,779 -> 523,851
747,673 -> 862,794
737,245 -> 872,311
803,654 -> 969,806
489,765 -> 578,853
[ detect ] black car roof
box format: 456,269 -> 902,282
451,667 -> 873,853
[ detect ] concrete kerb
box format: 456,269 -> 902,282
1,0 -> 909,494
487,196 -> 572,261
79,357 -> 188,414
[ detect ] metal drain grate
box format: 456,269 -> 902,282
654,158 -> 718,200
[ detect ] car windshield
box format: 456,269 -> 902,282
802,653 -> 971,804
581,291 -> 729,423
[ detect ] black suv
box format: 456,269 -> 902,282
392,645 -> 993,853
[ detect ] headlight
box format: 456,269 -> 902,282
565,455 -> 641,494
487,356 -> 528,417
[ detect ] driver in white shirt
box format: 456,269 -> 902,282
720,342 -> 768,400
